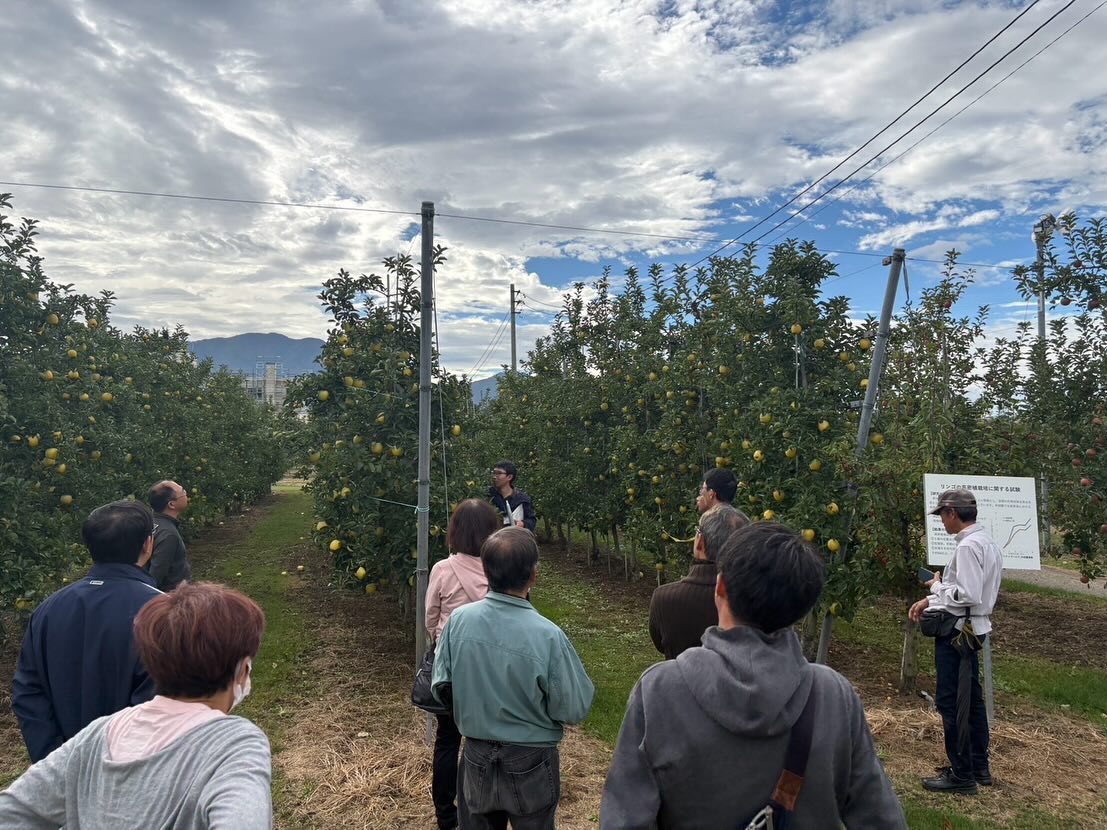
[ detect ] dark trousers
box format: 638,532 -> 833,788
433,714 -> 463,829
457,738 -> 560,830
934,633 -> 990,779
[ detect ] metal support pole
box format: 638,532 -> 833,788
815,248 -> 903,666
509,282 -> 518,372
855,248 -> 904,456
416,202 -> 434,672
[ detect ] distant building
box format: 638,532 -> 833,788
241,359 -> 288,409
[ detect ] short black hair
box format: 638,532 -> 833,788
952,505 -> 978,523
717,523 -> 825,632
82,500 -> 154,565
149,481 -> 177,513
493,460 -> 518,485
481,527 -> 538,593
703,468 -> 737,503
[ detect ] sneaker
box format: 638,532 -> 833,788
922,769 -> 977,795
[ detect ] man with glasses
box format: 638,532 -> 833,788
148,479 -> 191,591
909,489 -> 1003,794
696,468 -> 738,514
488,460 -> 536,532
12,500 -> 161,762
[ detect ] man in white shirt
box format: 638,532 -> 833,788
909,489 -> 1003,795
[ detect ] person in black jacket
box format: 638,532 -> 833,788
11,500 -> 161,762
148,479 -> 191,591
488,460 -> 537,532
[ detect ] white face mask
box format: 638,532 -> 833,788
231,657 -> 252,711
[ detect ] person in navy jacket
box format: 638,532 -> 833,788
487,460 -> 537,532
11,499 -> 162,762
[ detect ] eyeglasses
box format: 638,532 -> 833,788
491,470 -> 507,477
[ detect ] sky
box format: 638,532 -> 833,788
1,0 -> 1104,378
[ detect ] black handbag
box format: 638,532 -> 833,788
411,645 -> 450,716
919,608 -> 961,638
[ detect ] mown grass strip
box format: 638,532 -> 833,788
1002,578 -> 1107,606
530,554 -> 659,745
191,486 -> 316,825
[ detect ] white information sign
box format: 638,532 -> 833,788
923,474 -> 1040,570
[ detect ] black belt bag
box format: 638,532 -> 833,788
919,607 -> 966,639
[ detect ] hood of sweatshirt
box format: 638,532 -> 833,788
674,624 -> 812,738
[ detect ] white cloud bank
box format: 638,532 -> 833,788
0,0 -> 1103,375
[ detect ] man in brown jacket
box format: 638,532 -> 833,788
648,504 -> 748,659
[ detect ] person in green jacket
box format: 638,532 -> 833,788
432,527 -> 594,829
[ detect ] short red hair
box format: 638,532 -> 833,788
134,582 -> 265,698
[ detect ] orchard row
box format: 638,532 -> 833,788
0,196 -> 288,616
298,221 -> 1106,621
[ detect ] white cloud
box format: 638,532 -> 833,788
0,0 -> 1103,371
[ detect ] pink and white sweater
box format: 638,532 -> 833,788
425,553 -> 488,641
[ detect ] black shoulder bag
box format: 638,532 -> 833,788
739,681 -> 819,830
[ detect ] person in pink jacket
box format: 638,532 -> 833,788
425,499 -> 501,830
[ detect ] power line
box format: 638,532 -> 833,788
0,179 -> 721,245
0,180 -> 420,218
471,322 -> 512,377
692,0 -> 1080,266
437,211 -> 717,243
467,312 -> 511,377
518,292 -> 563,310
765,0 -> 1106,249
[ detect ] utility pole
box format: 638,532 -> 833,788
1033,213 -> 1056,561
815,248 -> 904,666
415,201 -> 434,674
509,283 -> 518,372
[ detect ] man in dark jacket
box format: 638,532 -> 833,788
487,460 -> 536,532
649,504 -> 747,659
12,500 -> 161,762
603,522 -> 906,829
148,479 -> 191,591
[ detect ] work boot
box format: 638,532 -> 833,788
922,768 -> 977,795
974,767 -> 993,786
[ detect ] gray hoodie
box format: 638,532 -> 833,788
601,625 -> 906,829
0,713 -> 271,829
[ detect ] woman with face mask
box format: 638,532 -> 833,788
0,582 -> 271,829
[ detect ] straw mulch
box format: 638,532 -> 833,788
867,703 -> 1107,825
274,588 -> 611,829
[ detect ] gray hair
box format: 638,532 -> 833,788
698,504 -> 750,563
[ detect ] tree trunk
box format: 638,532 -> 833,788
557,522 -> 568,553
589,528 -> 600,566
613,524 -> 625,580
542,516 -> 552,543
799,609 -> 820,662
899,615 -> 921,693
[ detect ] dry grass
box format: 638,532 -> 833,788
274,571 -> 612,829
867,703 -> 1107,823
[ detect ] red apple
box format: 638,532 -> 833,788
1080,477 -> 1092,487
1060,297 -> 1072,306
